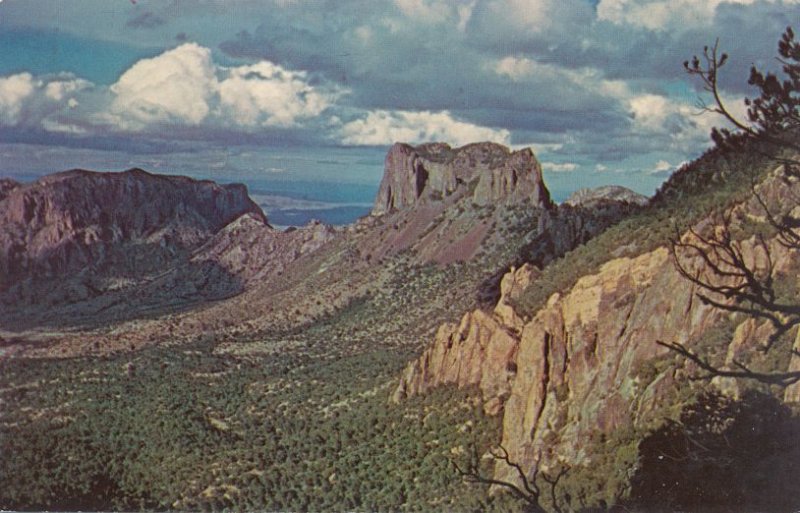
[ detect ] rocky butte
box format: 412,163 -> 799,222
372,142 -> 552,215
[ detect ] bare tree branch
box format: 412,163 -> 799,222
451,444 -> 568,513
656,340 -> 800,387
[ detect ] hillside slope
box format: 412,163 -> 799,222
394,148 -> 800,510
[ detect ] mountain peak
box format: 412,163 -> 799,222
372,141 -> 551,215
564,185 -> 649,207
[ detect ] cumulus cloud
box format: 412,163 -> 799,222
108,43 -> 340,131
0,73 -> 37,125
45,77 -> 92,101
338,110 -> 511,147
542,161 -> 579,173
219,62 -> 338,128
0,72 -> 93,128
109,43 -> 218,129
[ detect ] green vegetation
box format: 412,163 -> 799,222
0,339 -> 510,511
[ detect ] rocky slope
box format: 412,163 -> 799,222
0,168 -> 265,297
0,178 -> 19,201
394,164 -> 800,507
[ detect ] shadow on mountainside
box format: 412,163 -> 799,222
477,201 -> 646,308
626,390 -> 800,513
0,255 -> 247,332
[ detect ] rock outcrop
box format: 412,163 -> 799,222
564,185 -> 649,207
372,142 -> 551,215
393,264 -> 538,415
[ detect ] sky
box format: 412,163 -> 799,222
0,0 -> 798,200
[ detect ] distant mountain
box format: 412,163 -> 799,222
0,142 -> 641,353
564,185 -> 649,207
0,168 -> 265,303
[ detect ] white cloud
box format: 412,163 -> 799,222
353,25 -> 374,44
338,109 -> 511,147
486,0 -> 557,31
542,161 -> 579,173
394,0 -> 478,30
513,141 -> 564,153
219,61 -> 337,128
456,1 -> 477,31
494,56 -> 537,81
0,73 -> 37,125
629,94 -> 675,131
108,43 -> 338,131
0,72 -> 95,128
628,92 -> 745,137
649,159 -> 688,176
110,43 -> 218,129
44,77 -> 92,101
596,0 -> 797,31
492,56 -> 631,101
42,119 -> 88,135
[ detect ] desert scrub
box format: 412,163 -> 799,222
0,338 -> 508,512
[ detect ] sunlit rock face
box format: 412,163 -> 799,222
372,142 -> 551,216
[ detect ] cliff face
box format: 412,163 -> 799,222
564,185 -> 649,207
0,168 -> 265,295
393,264 -> 537,414
394,170 -> 800,498
372,142 -> 551,215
